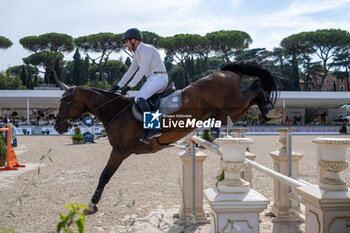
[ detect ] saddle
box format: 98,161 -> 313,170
149,82 -> 176,109
132,82 -> 183,121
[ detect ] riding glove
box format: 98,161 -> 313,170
109,85 -> 120,93
121,86 -> 130,95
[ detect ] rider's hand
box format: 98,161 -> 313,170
121,86 -> 130,95
109,85 -> 120,93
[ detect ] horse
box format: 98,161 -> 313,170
54,63 -> 284,214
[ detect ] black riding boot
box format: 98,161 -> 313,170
136,98 -> 162,144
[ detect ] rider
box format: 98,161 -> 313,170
110,28 -> 168,144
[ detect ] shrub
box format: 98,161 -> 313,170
72,127 -> 84,142
339,124 -> 347,134
201,129 -> 214,142
57,202 -> 88,233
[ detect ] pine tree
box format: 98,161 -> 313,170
73,49 -> 82,85
20,66 -> 28,87
125,57 -> 131,67
82,56 -> 89,85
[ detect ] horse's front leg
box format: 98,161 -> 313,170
84,147 -> 129,215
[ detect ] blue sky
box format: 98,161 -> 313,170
1,0 -> 350,71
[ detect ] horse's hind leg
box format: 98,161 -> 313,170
84,148 -> 129,215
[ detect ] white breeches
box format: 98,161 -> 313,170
135,73 -> 168,102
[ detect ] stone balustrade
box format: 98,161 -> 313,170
177,128 -> 350,233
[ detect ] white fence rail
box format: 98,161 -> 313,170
245,158 -> 305,188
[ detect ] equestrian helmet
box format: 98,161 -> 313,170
122,28 -> 143,42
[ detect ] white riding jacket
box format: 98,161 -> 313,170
118,42 -> 167,88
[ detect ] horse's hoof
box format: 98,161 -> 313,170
83,205 -> 98,215
266,116 -> 284,124
266,108 -> 285,119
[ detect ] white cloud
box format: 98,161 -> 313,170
0,0 -> 349,70
287,0 -> 350,16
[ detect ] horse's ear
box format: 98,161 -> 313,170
59,81 -> 69,91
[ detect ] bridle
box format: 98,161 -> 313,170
56,88 -> 76,122
56,87 -> 133,132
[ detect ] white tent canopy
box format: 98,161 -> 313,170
276,92 -> 350,108
0,90 -> 349,124
0,90 -> 348,109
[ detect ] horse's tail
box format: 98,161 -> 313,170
220,63 -> 277,105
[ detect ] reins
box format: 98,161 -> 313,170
58,88 -> 134,133
88,94 -> 124,114
87,93 -> 134,132
104,101 -> 134,131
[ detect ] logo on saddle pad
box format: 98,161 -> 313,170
143,110 -> 162,129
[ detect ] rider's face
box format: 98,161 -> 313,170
124,39 -> 135,51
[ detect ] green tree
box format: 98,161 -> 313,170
6,65 -> 39,89
103,60 -> 128,86
164,53 -> 173,72
72,49 -> 84,85
82,56 -> 90,84
23,51 -> 65,85
63,60 -> 74,85
124,57 -> 131,67
0,71 -> 26,89
0,36 -> 12,49
235,48 -> 268,62
74,32 -> 123,89
205,30 -> 252,63
168,64 -> 187,89
308,29 -> 350,90
159,34 -> 204,84
142,31 -> 162,47
280,32 -> 314,90
193,36 -> 210,77
282,29 -> 350,91
332,45 -> 350,91
19,33 -> 74,88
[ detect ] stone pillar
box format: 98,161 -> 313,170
230,127 -> 255,183
296,137 -> 350,233
204,137 -> 269,233
243,151 -> 256,185
177,138 -> 208,222
269,128 -> 304,221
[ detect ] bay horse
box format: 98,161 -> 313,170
54,63 -> 284,214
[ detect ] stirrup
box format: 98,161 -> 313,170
140,137 -> 151,144
139,130 -> 162,144
147,130 -> 162,140
140,131 -> 151,144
